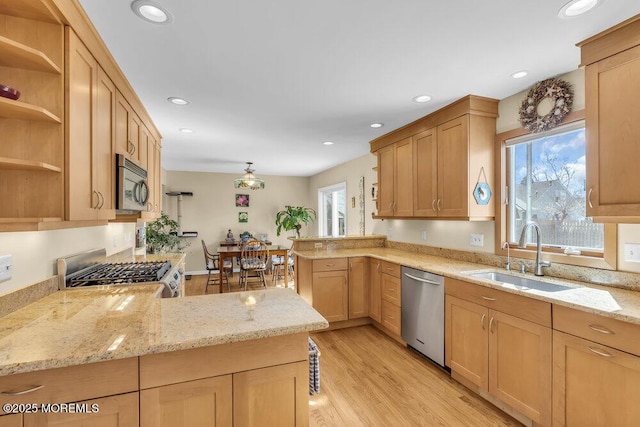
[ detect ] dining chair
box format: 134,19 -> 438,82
271,246 -> 294,286
239,239 -> 269,290
202,240 -> 233,293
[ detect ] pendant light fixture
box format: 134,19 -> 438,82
234,162 -> 265,190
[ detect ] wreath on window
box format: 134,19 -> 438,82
518,78 -> 574,133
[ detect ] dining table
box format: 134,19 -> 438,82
217,244 -> 291,292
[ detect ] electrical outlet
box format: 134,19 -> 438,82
388,227 -> 394,238
469,234 -> 484,247
421,231 -> 427,241
314,243 -> 323,249
624,243 -> 640,263
0,255 -> 12,282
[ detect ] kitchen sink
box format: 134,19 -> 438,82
467,271 -> 573,293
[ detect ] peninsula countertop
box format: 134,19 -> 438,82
0,287 -> 328,377
296,247 -> 640,326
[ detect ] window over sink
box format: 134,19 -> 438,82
496,112 -> 616,269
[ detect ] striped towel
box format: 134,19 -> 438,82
309,337 -> 320,395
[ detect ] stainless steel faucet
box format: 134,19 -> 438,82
518,222 -> 551,276
502,241 -> 510,271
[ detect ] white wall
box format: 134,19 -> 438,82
0,223 -> 136,294
164,171 -> 311,272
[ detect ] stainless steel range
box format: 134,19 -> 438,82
57,249 -> 182,298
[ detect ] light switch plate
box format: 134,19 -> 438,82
469,234 -> 484,247
624,243 -> 640,263
0,255 -> 12,282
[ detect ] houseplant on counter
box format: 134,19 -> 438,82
146,212 -> 190,254
275,205 -> 317,238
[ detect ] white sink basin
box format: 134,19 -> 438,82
467,271 -> 573,293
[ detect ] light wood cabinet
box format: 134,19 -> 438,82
378,261 -> 401,336
348,257 -> 369,319
371,95 -> 498,220
140,333 -> 310,427
234,361 -> 308,427
368,258 -> 382,323
580,16 -> 640,220
66,28 -> 115,221
298,257 -> 369,323
24,392 -> 139,427
376,137 -> 413,217
445,279 -> 551,425
0,415 -> 21,427
552,305 -> 640,426
140,376 -> 232,427
312,270 -> 348,322
115,90 -> 141,163
0,4 -> 65,230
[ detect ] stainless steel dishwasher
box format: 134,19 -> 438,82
401,266 -> 445,367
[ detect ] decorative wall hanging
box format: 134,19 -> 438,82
518,77 -> 573,133
235,194 -> 249,207
238,212 -> 248,223
473,167 -> 492,205
359,176 -> 365,236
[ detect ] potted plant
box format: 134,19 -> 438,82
275,205 -> 317,238
146,212 -> 190,254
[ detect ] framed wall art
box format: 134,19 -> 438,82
235,194 -> 250,207
238,212 -> 249,223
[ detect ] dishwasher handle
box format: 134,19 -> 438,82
403,272 -> 442,286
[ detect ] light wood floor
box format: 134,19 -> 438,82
184,271 -> 293,296
309,326 -> 522,427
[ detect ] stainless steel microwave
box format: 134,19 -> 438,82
116,154 -> 149,211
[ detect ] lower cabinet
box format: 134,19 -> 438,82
297,257 -> 369,323
368,258 -> 382,323
552,305 -> 640,427
234,362 -> 309,427
24,392 -> 139,427
0,415 -> 21,427
445,279 -> 552,425
139,333 -> 309,427
140,376 -> 232,427
379,261 -> 401,337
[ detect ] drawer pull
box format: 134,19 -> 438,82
588,347 -> 612,358
481,296 -> 496,301
388,288 -> 395,292
2,385 -> 44,396
325,263 -> 335,267
588,324 -> 615,335
481,313 -> 486,330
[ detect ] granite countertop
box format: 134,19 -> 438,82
296,247 -> 640,326
0,287 -> 328,377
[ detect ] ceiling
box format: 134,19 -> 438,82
77,1 -> 640,177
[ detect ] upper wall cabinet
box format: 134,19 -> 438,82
580,14 -> 640,221
371,95 -> 498,220
66,28 -> 115,221
0,2 -> 65,231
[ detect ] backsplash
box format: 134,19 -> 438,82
387,240 -> 640,292
292,235 -> 386,251
0,276 -> 58,318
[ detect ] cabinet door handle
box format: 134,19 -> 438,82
437,199 -> 441,211
432,199 -> 437,212
588,347 -> 612,358
489,316 -> 495,333
588,324 -> 615,335
481,296 -> 496,301
481,313 -> 486,330
93,190 -> 100,209
377,263 -> 380,272
98,192 -> 105,209
1,385 -> 44,396
588,188 -> 593,208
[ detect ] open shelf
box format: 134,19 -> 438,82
0,96 -> 61,123
0,0 -> 60,23
0,35 -> 61,73
0,156 -> 61,172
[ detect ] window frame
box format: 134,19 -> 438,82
317,182 -> 347,237
494,110 -> 617,270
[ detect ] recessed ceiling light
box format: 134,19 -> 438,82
131,1 -> 173,24
167,97 -> 189,105
370,123 -> 384,128
558,0 -> 601,18
322,141 -> 334,146
179,128 -> 193,133
511,71 -> 528,79
413,95 -> 432,103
